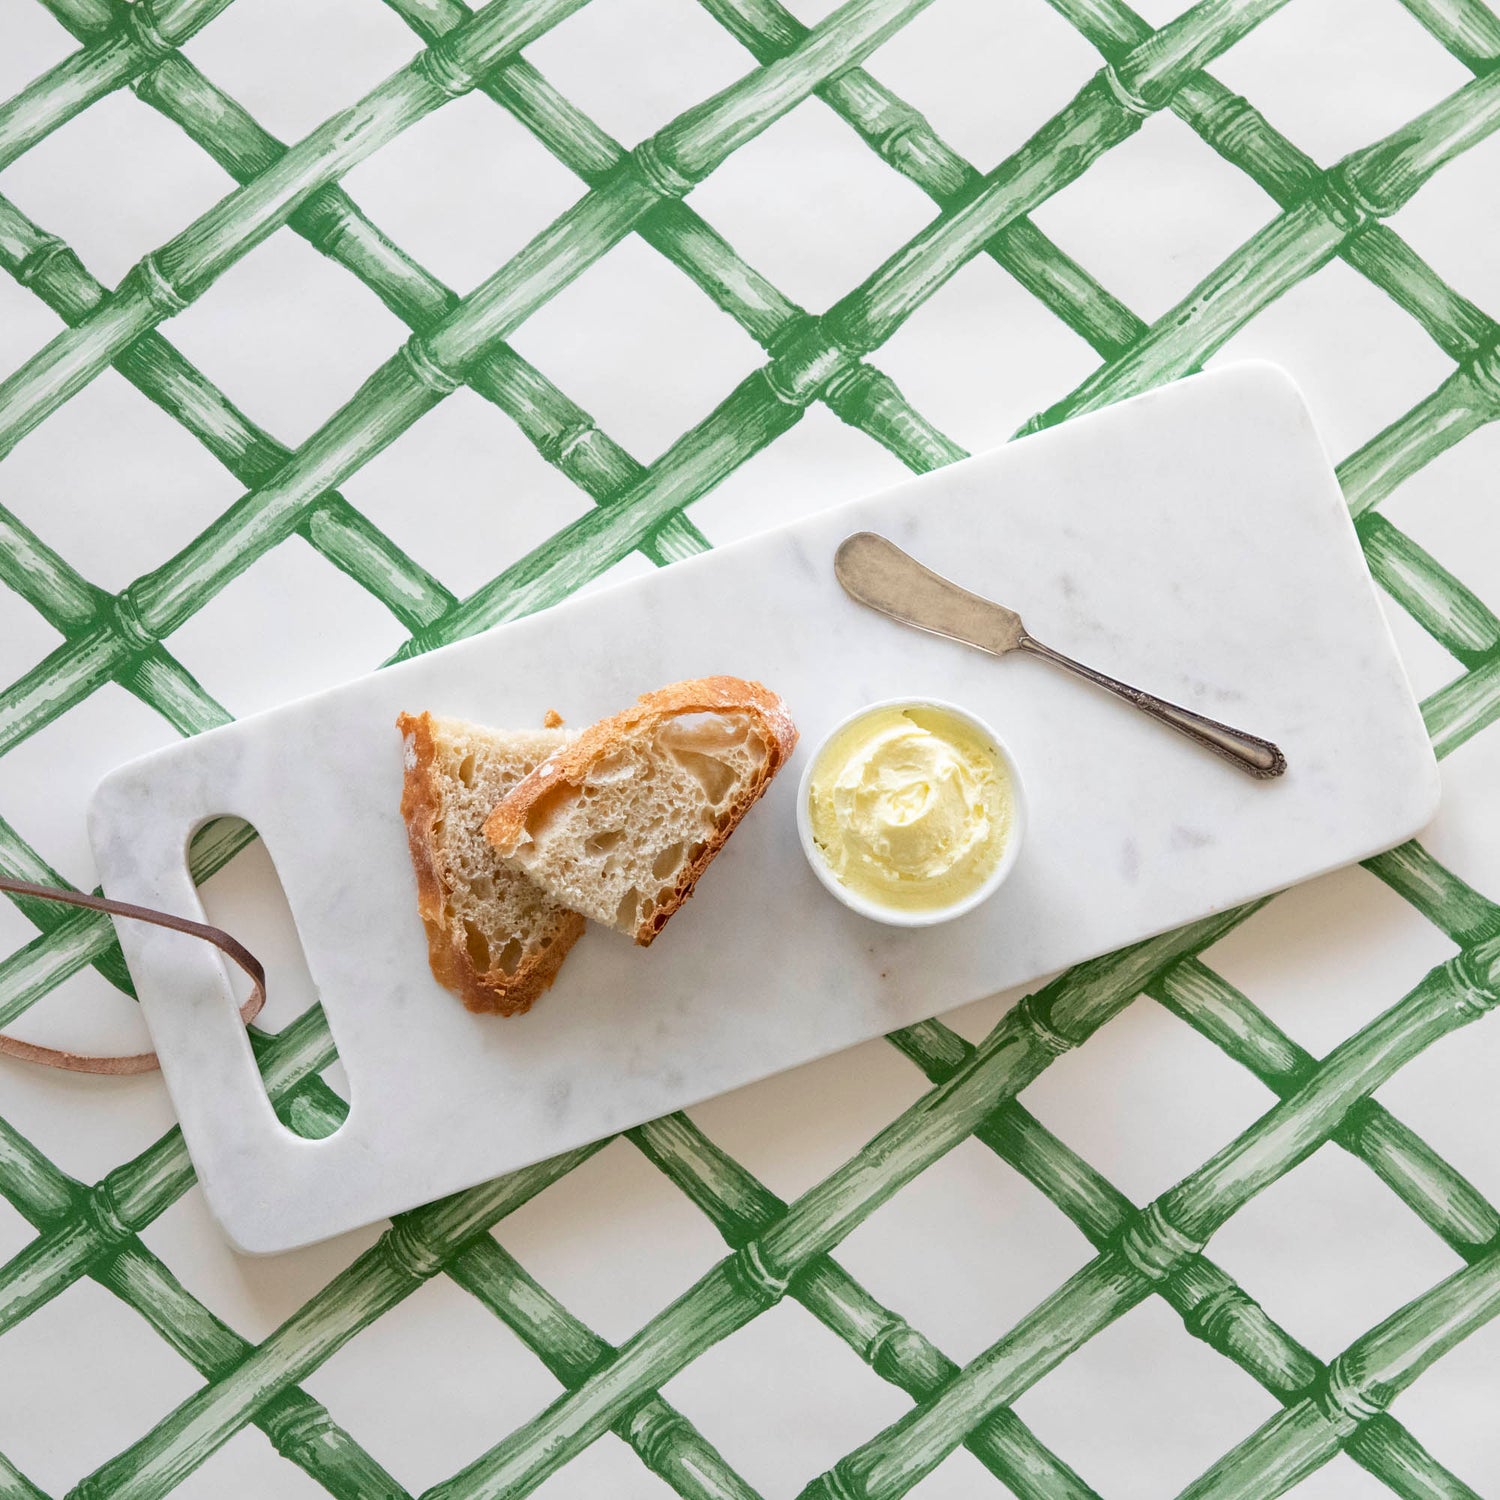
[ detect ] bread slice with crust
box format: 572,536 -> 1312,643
483,678 -> 797,946
397,711 -> 586,1015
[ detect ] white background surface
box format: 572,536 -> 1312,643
1,0 -> 1498,1494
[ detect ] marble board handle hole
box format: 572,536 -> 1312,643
191,817 -> 350,1141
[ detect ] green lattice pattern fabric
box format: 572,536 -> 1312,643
0,0 -> 1498,1493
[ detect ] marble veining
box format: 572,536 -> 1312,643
87,365 -> 1439,1253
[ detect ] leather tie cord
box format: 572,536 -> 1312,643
0,877 -> 265,1076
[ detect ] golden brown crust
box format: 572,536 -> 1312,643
397,711 -> 584,1015
483,678 -> 799,947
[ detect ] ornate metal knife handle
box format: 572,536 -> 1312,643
1016,636 -> 1286,778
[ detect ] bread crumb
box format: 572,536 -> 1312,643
543,708 -> 564,728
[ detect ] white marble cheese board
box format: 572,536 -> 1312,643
88,364 -> 1439,1253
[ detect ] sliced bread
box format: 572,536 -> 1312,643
397,711 -> 586,1015
483,678 -> 797,946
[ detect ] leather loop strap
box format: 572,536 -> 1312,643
0,877 -> 264,1075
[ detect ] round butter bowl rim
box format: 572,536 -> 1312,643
794,696 -> 1027,929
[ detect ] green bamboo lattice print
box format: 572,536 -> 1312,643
0,0 -> 1499,1494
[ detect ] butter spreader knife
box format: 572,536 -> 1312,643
835,531 -> 1287,779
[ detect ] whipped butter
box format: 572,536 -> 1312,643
807,704 -> 1012,912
